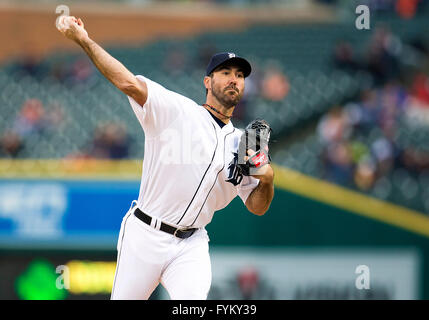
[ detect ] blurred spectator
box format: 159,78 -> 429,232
260,62 -> 289,101
395,0 -> 419,19
233,266 -> 275,299
411,72 -> 429,106
237,267 -> 260,300
371,137 -> 395,175
67,57 -> 96,87
332,40 -> 361,72
51,60 -> 69,83
0,98 -> 67,159
0,130 -> 23,158
207,266 -> 275,299
348,89 -> 380,134
317,107 -> 355,184
402,147 -> 429,171
316,61 -> 429,198
16,54 -> 43,78
87,123 -> 131,159
365,26 -> 402,85
317,107 -> 351,144
349,140 -> 371,164
50,56 -> 96,87
13,98 -> 47,137
12,44 -> 47,79
379,84 -> 404,139
331,26 -> 408,87
322,141 -> 354,186
354,157 -> 377,191
332,25 -> 405,86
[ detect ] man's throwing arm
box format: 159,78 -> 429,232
56,15 -> 147,107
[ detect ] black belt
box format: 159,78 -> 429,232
134,208 -> 198,239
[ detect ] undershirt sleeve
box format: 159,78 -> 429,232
237,175 -> 260,204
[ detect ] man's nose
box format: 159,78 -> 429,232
228,75 -> 238,85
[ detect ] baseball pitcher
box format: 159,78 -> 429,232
57,15 -> 274,300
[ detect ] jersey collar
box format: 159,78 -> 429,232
201,105 -> 234,132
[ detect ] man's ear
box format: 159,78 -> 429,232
203,76 -> 211,91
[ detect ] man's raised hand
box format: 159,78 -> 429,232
56,16 -> 88,43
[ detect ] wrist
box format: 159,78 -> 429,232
76,35 -> 91,47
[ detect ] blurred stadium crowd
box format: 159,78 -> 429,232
317,25 -> 429,207
1,0 -> 429,214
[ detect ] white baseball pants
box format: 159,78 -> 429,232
110,203 -> 212,300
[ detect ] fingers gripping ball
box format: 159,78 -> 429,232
56,16 -> 88,42
56,15 -> 73,33
237,119 -> 272,176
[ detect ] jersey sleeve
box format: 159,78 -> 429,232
236,175 -> 260,204
127,75 -> 189,137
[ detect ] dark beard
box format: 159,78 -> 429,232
211,81 -> 243,109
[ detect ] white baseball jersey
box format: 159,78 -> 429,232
127,75 -> 260,229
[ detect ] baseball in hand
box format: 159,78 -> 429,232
56,16 -> 88,42
56,15 -> 73,33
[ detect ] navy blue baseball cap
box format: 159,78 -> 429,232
206,52 -> 252,78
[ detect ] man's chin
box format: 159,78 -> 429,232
223,98 -> 240,108
213,90 -> 241,108
225,93 -> 242,105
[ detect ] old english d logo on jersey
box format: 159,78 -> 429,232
226,152 -> 243,186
